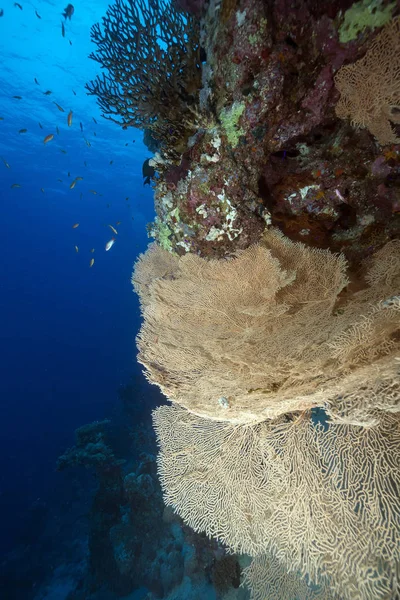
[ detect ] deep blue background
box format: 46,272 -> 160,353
0,0 -> 155,555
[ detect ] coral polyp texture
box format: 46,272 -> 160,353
335,16 -> 400,145
133,230 -> 400,425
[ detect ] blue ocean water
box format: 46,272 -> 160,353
0,0 -> 154,558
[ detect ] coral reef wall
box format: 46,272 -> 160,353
145,0 -> 400,264
90,0 -> 400,598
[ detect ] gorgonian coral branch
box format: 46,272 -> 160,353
86,0 -> 201,157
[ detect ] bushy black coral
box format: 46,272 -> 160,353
86,0 -> 201,160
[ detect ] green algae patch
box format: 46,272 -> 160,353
220,102 -> 246,148
339,0 -> 396,43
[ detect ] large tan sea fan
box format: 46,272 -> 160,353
335,16 -> 400,145
133,230 -> 400,425
153,404 -> 400,600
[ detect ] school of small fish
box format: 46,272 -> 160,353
0,3 -> 142,269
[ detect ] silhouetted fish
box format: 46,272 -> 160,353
142,158 -> 155,186
62,3 -> 74,19
0,9 -> 4,17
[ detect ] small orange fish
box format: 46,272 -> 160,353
67,110 -> 73,127
11,183 -> 21,188
108,224 -> 118,235
43,134 -> 54,144
75,245 -> 79,253
70,180 -> 76,189
53,102 -> 64,112
89,258 -> 95,268
72,223 -> 79,229
105,238 -> 115,251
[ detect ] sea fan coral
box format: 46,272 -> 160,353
335,16 -> 400,145
86,0 -> 201,161
153,404 -> 400,600
133,230 -> 400,425
133,229 -> 400,599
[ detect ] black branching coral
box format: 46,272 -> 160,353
86,0 -> 201,161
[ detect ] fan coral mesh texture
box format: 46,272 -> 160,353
335,16 -> 400,145
242,554 -> 335,600
153,404 -> 400,600
133,230 -> 400,425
